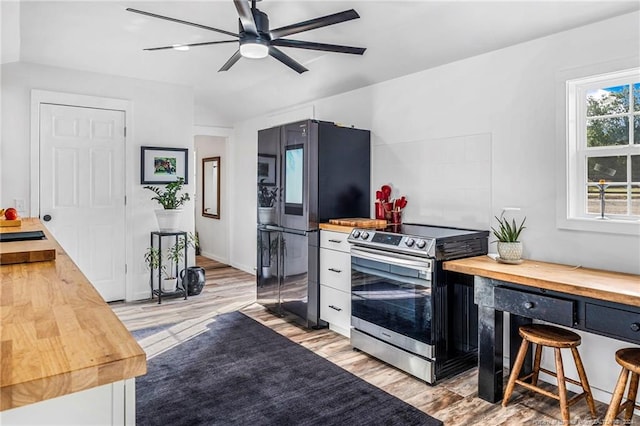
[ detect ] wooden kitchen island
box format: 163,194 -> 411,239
443,255 -> 640,403
0,219 -> 146,424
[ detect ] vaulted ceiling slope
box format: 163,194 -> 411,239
3,1 -> 639,124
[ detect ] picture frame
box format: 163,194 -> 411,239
141,146 -> 189,184
257,154 -> 276,185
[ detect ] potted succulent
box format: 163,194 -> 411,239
144,177 -> 190,231
257,178 -> 279,225
491,213 -> 526,262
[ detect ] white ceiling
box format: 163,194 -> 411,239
6,0 -> 640,124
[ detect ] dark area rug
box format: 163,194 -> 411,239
136,311 -> 443,426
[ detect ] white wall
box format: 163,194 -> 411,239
1,61 -> 195,301
194,135 -> 228,263
228,12 -> 640,402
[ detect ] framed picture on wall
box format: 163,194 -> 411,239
141,146 -> 189,184
257,154 -> 276,185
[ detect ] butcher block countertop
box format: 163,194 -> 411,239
0,218 -> 146,411
443,255 -> 640,307
319,218 -> 387,233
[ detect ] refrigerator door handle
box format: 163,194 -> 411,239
284,228 -> 308,236
262,224 -> 308,236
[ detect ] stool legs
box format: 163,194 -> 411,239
503,341 -> 597,425
604,366 -> 639,425
502,337 -> 530,406
604,367 -> 630,425
554,348 -> 570,424
625,372 -> 639,422
570,347 -> 597,418
531,343 -> 543,386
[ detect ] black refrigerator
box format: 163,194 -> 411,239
257,119 -> 370,328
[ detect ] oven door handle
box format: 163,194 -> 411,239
350,247 -> 432,272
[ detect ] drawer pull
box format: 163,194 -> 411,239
328,239 -> 343,243
328,268 -> 342,273
523,301 -> 534,309
631,323 -> 640,332
329,305 -> 342,312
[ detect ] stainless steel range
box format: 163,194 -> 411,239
348,223 -> 489,384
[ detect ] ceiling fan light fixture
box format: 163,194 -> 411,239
239,40 -> 269,59
172,44 -> 190,51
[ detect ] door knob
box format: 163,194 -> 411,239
43,214 -> 52,222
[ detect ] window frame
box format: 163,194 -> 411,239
560,67 -> 640,234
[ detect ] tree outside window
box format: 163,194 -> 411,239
580,77 -> 640,218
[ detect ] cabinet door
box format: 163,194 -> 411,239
320,230 -> 351,253
320,285 -> 351,335
320,248 -> 351,292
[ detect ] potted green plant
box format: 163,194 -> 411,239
257,179 -> 279,225
258,233 -> 285,279
144,177 -> 190,231
491,213 -> 526,262
144,234 -> 197,293
143,246 -> 175,292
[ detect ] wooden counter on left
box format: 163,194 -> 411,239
0,218 -> 147,411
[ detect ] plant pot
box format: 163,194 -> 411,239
161,277 -> 177,292
155,209 -> 182,231
261,266 -> 272,279
497,241 -> 523,261
258,207 -> 276,225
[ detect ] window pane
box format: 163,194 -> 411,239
587,117 -> 629,147
634,83 -> 640,112
586,84 -> 629,117
633,185 -> 640,216
587,184 -> 629,215
632,155 -> 640,182
587,156 -> 627,182
635,115 -> 640,145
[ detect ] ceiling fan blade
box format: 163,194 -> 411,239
144,40 -> 237,51
270,39 -> 365,55
219,50 -> 242,72
126,8 -> 238,38
233,0 -> 258,35
269,47 -> 308,74
270,9 -> 360,40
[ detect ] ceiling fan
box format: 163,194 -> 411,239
126,0 -> 366,74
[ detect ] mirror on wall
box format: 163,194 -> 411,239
202,156 -> 220,219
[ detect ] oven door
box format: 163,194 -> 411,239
350,246 -> 434,357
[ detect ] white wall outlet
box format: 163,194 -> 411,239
14,199 -> 25,214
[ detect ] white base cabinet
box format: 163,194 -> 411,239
0,379 -> 135,426
319,229 -> 352,337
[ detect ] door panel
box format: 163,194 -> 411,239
40,103 -> 126,302
280,231 -> 308,320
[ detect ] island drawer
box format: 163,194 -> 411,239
494,287 -> 575,326
585,303 -> 640,344
320,230 -> 351,253
320,285 -> 351,332
319,248 -> 351,292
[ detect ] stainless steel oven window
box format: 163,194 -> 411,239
350,247 -> 434,346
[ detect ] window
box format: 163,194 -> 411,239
566,69 -> 640,222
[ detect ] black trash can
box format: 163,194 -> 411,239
180,266 -> 206,296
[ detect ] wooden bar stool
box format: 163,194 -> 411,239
502,324 -> 597,424
604,348 -> 640,425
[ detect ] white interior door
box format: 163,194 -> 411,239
39,103 -> 126,302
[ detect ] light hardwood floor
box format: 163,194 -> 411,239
111,256 -> 633,426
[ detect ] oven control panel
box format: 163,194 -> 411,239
348,229 -> 435,256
